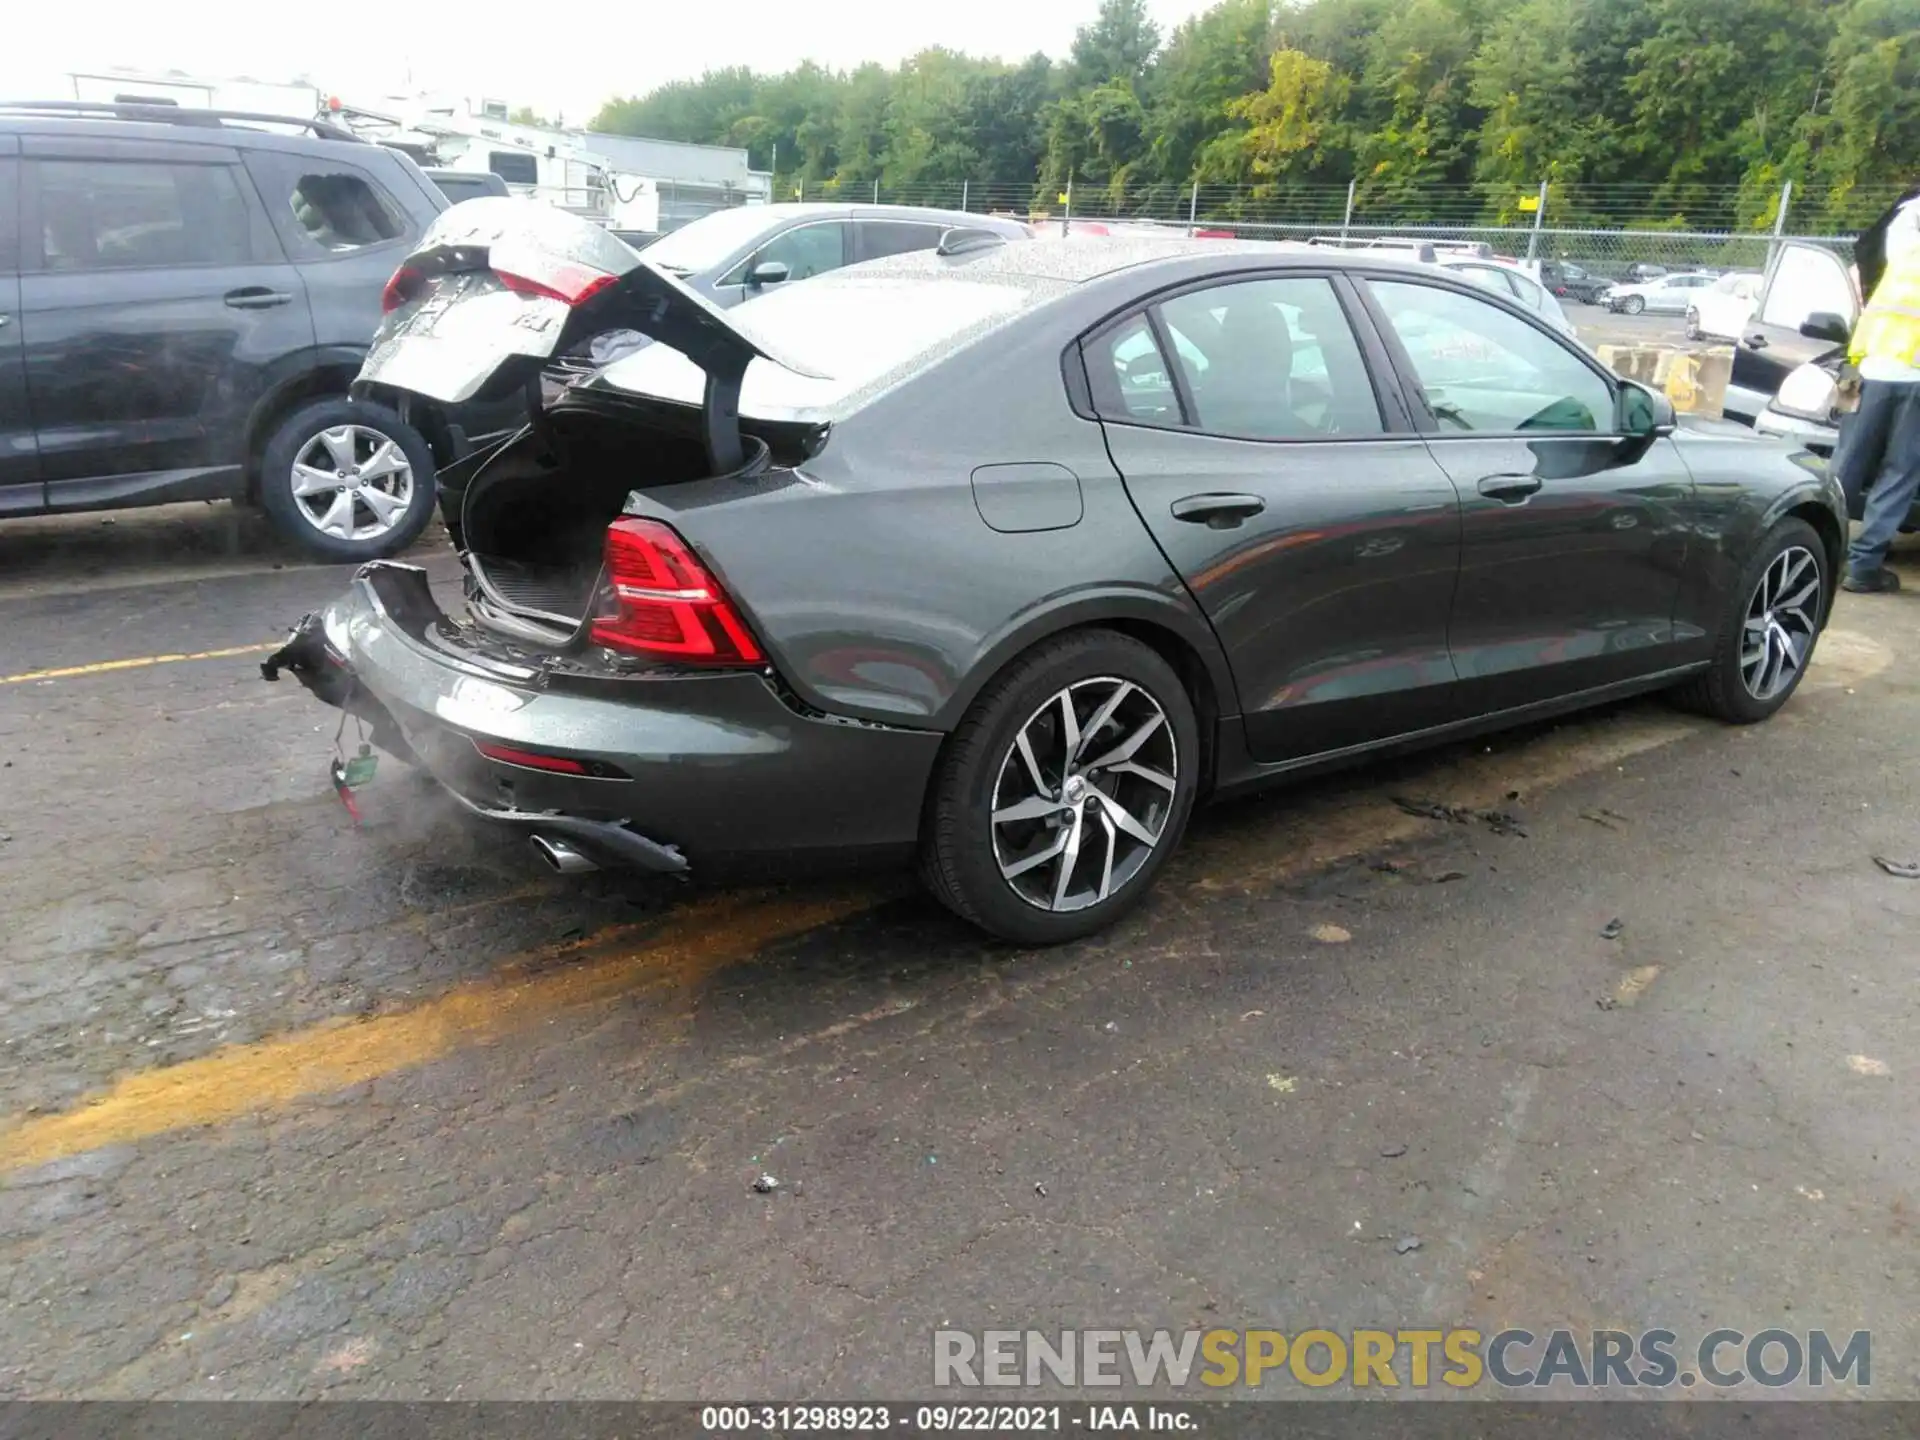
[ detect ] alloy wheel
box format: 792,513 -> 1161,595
290,425 -> 416,542
1741,545 -> 1821,701
989,677 -> 1179,913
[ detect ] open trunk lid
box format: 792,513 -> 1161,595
353,198 -> 830,473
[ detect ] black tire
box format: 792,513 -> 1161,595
920,629 -> 1200,945
1669,517 -> 1827,723
1623,295 -> 1646,315
256,397 -> 438,563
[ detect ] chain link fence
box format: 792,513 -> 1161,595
786,178 -> 1862,275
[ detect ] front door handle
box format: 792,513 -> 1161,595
225,287 -> 294,310
1476,474 -> 1543,504
1744,331 -> 1768,349
1171,493 -> 1266,528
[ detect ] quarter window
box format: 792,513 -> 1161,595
286,172 -> 405,253
861,220 -> 942,260
34,159 -> 254,271
1368,279 -> 1614,434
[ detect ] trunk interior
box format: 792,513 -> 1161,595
459,402 -> 769,635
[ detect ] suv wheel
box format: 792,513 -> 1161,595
920,630 -> 1199,945
257,397 -> 437,562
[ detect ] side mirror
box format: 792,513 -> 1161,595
1800,311 -> 1850,345
747,260 -> 790,289
1617,380 -> 1675,438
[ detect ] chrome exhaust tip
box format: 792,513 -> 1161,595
530,833 -> 598,874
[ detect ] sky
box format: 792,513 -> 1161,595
4,0 -> 1219,129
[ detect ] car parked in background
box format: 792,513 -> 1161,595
0,100 -> 476,561
1538,259 -> 1611,305
1686,271 -> 1762,341
634,201 -> 1032,309
423,168 -> 510,205
1605,271 -> 1717,315
1437,256 -> 1578,339
269,204 -> 1845,944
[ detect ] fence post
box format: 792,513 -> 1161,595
1063,178 -> 1073,236
962,179 -> 969,212
1525,180 -> 1549,261
1340,179 -> 1356,241
1770,180 -> 1794,267
1188,180 -> 1199,237
873,177 -> 880,204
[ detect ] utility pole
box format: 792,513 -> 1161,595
1525,179 -> 1549,261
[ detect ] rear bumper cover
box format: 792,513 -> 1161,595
263,563 -> 944,873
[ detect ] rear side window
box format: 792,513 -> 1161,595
861,220 -> 942,261
33,159 -> 254,271
286,172 -> 405,253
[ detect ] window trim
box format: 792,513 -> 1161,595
21,155 -> 273,275
719,218 -> 851,287
1352,272 -> 1624,441
1077,267 -> 1406,444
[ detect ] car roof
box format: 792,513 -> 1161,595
847,233 -> 1451,288
708,201 -> 1028,229
0,105 -> 401,165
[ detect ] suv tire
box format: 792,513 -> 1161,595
1669,518 -> 1826,724
920,629 -> 1199,945
258,397 -> 438,562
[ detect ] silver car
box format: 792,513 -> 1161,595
1605,271 -> 1719,316
1436,257 -> 1579,339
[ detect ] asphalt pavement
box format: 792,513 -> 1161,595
1,500 -> 1916,1403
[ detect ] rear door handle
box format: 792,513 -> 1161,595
225,287 -> 294,310
1171,493 -> 1266,528
1476,474 -> 1543,504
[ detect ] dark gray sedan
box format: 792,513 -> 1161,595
269,200 -> 1845,944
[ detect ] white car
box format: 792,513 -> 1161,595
1436,257 -> 1579,339
1685,271 -> 1762,341
1604,271 -> 1718,315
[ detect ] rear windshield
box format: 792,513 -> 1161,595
595,275 -> 1035,416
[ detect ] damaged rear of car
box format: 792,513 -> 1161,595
262,199 -> 992,878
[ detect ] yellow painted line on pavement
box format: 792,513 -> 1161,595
0,885 -> 881,1173
0,643 -> 278,686
4,627 -> 1890,1170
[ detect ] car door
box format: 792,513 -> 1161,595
707,219 -> 851,308
1086,271 -> 1466,763
1728,242 -> 1858,421
17,135 -> 312,505
1355,275 -> 1694,715
0,142 -> 39,514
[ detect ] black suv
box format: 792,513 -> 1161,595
0,102 -> 460,560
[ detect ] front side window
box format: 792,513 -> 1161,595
740,221 -> 848,283
1152,276 -> 1384,439
1368,279 -> 1614,434
287,172 -> 405,253
35,160 -> 253,271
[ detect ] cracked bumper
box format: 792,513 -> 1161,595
263,563 -> 944,875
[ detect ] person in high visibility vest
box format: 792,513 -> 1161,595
1837,187 -> 1920,594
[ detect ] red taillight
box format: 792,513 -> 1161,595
471,740 -> 589,774
381,265 -> 425,314
589,518 -> 764,666
495,261 -> 618,306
